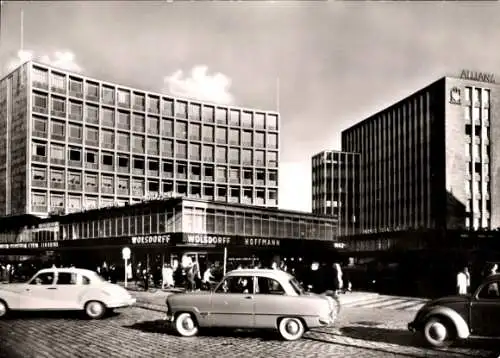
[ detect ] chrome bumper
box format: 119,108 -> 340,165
107,297 -> 137,308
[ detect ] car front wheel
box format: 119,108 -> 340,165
84,301 -> 106,320
175,312 -> 199,337
423,317 -> 456,348
278,317 -> 305,341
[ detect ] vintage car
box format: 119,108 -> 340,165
408,273 -> 500,347
0,267 -> 136,319
165,269 -> 339,341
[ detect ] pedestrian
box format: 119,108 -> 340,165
333,263 -> 344,295
202,265 -> 214,290
142,267 -> 149,291
456,267 -> 470,295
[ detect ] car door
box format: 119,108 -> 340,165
209,275 -> 255,328
470,279 -> 500,337
21,271 -> 57,310
254,276 -> 288,328
53,271 -> 87,309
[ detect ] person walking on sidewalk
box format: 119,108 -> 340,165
456,267 -> 470,295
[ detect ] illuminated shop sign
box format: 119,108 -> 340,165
0,242 -> 59,249
460,70 -> 495,84
184,234 -> 231,245
131,235 -> 171,245
244,238 -> 280,247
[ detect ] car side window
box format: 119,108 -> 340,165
57,273 -> 77,285
30,272 -> 55,285
81,276 -> 91,285
478,280 -> 500,299
256,277 -> 285,295
216,276 -> 254,294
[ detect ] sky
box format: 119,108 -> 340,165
1,1 -> 499,212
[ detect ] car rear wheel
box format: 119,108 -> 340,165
175,312 -> 199,337
0,300 -> 8,318
423,317 -> 455,348
84,301 -> 106,320
278,317 -> 305,341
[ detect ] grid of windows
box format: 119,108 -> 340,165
27,62 -> 280,214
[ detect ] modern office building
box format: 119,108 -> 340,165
311,150 -> 360,236
0,61 -> 280,217
339,72 -> 500,234
0,197 -> 339,271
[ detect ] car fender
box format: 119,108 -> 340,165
423,305 -> 470,339
171,305 -> 202,322
79,289 -> 111,308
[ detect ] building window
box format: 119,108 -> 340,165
176,141 -> 187,159
117,177 -> 129,194
162,98 -> 174,116
68,171 -> 82,191
202,144 -> 214,161
117,132 -> 130,151
465,87 -> 472,103
50,144 -> 65,164
473,88 -> 481,106
133,157 -> 145,175
32,167 -> 47,186
69,101 -> 82,120
133,92 -> 145,111
50,194 -> 65,209
84,127 -> 98,146
117,111 -> 130,130
101,175 -> 114,194
32,116 -> 47,138
229,148 -> 239,164
242,131 -> 252,147
216,166 -> 227,182
85,173 -> 98,191
230,110 -> 240,126
202,125 -> 214,141
51,97 -> 66,116
268,189 -> 277,205
216,146 -> 227,163
148,137 -> 159,155
482,89 -> 490,107
101,130 -> 115,150
215,127 -> 227,144
267,133 -> 278,149
116,89 -> 129,107
215,107 -> 227,124
148,96 -> 160,114
189,103 -> 201,120
68,196 -> 82,212
189,143 -> 201,161
162,118 -> 173,136
189,123 -> 201,141
268,170 -> 278,186
68,124 -> 82,142
175,101 -> 187,118
85,82 -> 99,99
32,192 -> 47,211
132,135 -> 145,152
50,73 -> 66,93
267,114 -> 278,130
254,132 -> 265,148
203,106 -> 214,122
148,117 -> 159,135
32,67 -> 48,88
255,150 -> 265,166
101,108 -> 114,127
130,114 -> 144,132
33,93 -> 48,112
242,149 -> 252,165
242,111 -> 252,127
117,156 -> 129,173
102,86 -> 115,105
69,78 -> 83,96
254,113 -> 265,129
161,139 -> 174,157
32,142 -> 46,160
267,151 -> 277,167
229,168 -> 240,183
229,129 -> 240,146
176,121 -> 187,139
243,169 -> 252,185
50,169 -> 64,189
69,148 -> 81,163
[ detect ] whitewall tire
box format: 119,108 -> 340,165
175,312 -> 199,337
278,317 -> 305,341
84,301 -> 106,320
423,317 -> 455,348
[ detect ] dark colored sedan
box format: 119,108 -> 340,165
408,273 -> 500,347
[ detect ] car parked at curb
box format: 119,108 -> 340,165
165,268 -> 340,341
408,273 -> 500,347
0,267 -> 136,319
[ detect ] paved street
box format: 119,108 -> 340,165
0,304 -> 498,358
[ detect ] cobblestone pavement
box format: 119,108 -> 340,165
0,306 -> 498,358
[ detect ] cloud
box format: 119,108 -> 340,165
4,50 -> 83,74
163,65 -> 234,105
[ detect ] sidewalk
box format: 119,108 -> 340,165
119,282 -> 380,313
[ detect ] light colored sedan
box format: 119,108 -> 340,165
0,267 -> 136,319
165,269 -> 339,341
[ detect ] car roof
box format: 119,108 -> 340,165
36,267 -> 97,276
225,269 -> 293,279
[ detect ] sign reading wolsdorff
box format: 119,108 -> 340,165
131,234 -> 171,245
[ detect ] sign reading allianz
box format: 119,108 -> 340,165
460,70 -> 496,84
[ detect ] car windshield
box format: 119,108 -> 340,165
289,277 -> 306,295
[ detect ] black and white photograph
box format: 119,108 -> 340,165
0,1 -> 500,357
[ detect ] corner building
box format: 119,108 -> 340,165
341,75 -> 499,234
0,61 -> 280,217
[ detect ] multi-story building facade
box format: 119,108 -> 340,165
311,150 -> 360,236
340,73 -> 500,234
0,61 -> 280,217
